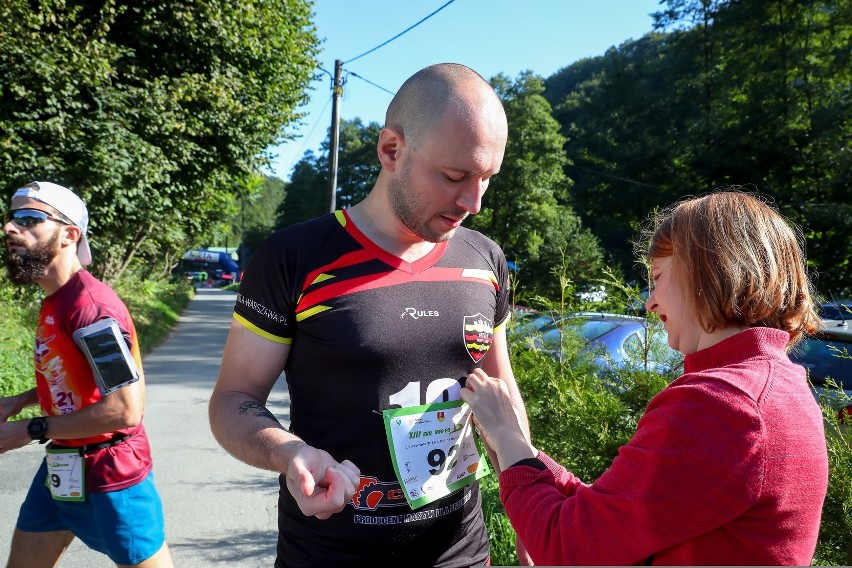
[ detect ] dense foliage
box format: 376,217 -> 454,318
545,0 -> 851,293
0,0 -> 319,281
470,73 -> 607,299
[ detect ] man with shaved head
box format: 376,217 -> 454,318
211,63 -> 528,566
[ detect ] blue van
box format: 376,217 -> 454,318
180,249 -> 240,284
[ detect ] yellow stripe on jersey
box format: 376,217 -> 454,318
234,313 -> 292,344
296,304 -> 332,322
334,210 -> 346,226
493,316 -> 509,335
310,273 -> 336,285
461,268 -> 498,286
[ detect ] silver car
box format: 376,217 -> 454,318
529,312 -> 683,374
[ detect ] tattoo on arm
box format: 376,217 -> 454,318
238,400 -> 280,424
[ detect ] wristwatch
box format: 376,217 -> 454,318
27,417 -> 49,444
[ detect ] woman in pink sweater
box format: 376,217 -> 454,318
462,191 -> 828,565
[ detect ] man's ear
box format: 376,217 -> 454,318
61,225 -> 82,250
377,127 -> 405,172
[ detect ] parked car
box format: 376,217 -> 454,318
818,300 -> 852,321
529,312 -> 683,375
508,310 -> 566,341
789,319 -> 852,421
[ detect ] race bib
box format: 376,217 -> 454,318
383,400 -> 490,510
45,447 -> 85,502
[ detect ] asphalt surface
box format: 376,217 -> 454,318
0,288 -> 291,567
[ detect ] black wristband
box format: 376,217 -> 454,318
27,417 -> 49,444
508,457 -> 546,471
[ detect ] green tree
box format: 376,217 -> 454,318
0,0 -> 319,281
545,34 -> 686,283
276,118 -> 382,228
223,175 -> 287,264
333,119 -> 383,209
655,0 -> 852,294
471,72 -> 605,300
545,0 -> 851,293
276,151 -> 326,228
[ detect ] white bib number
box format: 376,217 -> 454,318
383,400 -> 490,510
45,447 -> 85,502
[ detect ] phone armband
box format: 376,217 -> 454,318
72,318 -> 140,396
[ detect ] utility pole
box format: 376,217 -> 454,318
327,59 -> 344,213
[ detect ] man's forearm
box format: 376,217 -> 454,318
42,384 -> 144,440
17,388 -> 39,410
209,391 -> 306,474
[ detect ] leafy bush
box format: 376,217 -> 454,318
112,272 -> 194,353
0,284 -> 41,401
480,473 -> 517,567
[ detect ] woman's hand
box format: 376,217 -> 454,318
461,369 -> 536,468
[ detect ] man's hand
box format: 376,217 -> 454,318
0,420 -> 31,454
284,444 -> 361,520
0,394 -> 26,423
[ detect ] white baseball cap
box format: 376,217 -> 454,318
12,181 -> 92,266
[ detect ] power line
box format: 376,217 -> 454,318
283,94 -> 333,174
344,0 -> 457,64
567,163 -> 662,189
347,71 -> 395,96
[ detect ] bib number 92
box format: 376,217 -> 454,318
427,443 -> 460,475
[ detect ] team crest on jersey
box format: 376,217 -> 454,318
463,313 -> 493,362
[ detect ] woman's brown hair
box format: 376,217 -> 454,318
643,190 -> 821,347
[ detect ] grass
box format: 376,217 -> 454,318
113,275 -> 195,353
481,473 -> 518,566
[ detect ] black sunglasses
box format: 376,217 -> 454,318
4,208 -> 71,227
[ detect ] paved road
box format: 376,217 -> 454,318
0,288 -> 291,566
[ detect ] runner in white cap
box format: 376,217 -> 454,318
0,181 -> 174,567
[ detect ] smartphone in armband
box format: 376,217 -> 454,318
72,318 -> 140,396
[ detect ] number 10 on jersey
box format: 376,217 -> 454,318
383,400 -> 491,510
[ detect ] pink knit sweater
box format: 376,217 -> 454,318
500,327 -> 828,565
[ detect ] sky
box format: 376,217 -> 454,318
267,0 -> 662,181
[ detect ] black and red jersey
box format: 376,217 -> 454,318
235,210 -> 510,567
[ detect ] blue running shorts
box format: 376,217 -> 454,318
17,459 -> 166,565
